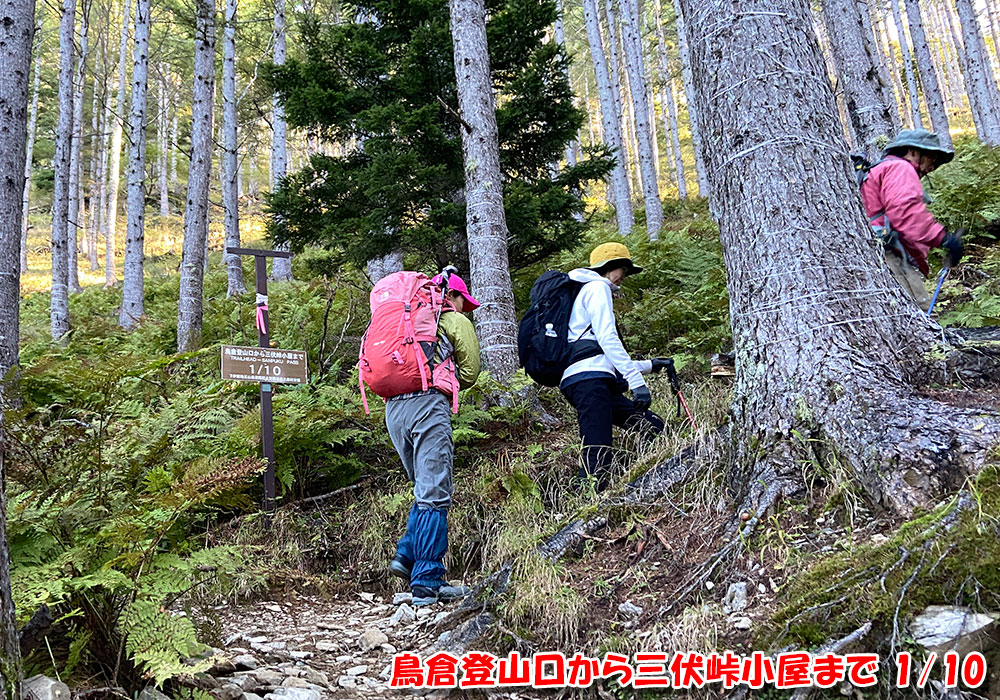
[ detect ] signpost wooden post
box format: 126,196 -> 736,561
225,247 -> 294,513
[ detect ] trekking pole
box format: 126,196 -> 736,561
665,361 -> 698,432
927,265 -> 950,318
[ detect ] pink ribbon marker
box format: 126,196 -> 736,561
256,304 -> 268,335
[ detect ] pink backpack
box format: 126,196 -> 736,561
358,271 -> 458,414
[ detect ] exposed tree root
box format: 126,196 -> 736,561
788,622 -> 872,700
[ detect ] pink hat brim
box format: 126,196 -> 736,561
459,292 -> 480,310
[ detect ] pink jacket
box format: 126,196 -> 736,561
860,155 -> 945,276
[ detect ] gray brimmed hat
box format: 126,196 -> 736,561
884,129 -> 954,165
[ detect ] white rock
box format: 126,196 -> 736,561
315,641 -> 338,653
346,665 -> 369,677
246,636 -> 268,644
137,689 -> 170,700
22,676 -> 71,700
264,605 -> 282,613
335,655 -> 354,663
910,605 -> 997,656
211,684 -> 243,700
337,677 -> 357,690
381,643 -> 398,654
732,616 -> 752,631
380,664 -> 393,681
392,592 -> 413,606
433,611 -> 450,624
263,689 -> 322,700
724,582 -> 748,613
758,582 -> 767,594
390,604 -> 416,627
617,601 -> 643,618
359,592 -> 376,603
288,651 -> 312,661
232,654 -> 258,671
359,628 -> 389,653
705,581 -> 715,591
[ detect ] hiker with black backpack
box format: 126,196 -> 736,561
519,243 -> 671,491
857,129 -> 964,311
359,268 -> 481,606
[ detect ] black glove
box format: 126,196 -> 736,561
941,229 -> 964,267
651,357 -> 674,374
632,386 -> 652,412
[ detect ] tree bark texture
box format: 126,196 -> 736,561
169,93 -> 178,191
553,0 -> 580,170
158,67 -> 169,217
222,0 -> 244,296
904,0 -> 952,146
889,0 -> 925,127
269,0 -> 293,282
928,0 -> 963,106
582,0 -> 634,233
615,0 -> 662,238
367,251 -> 404,285
821,0 -> 898,160
21,37 -> 40,276
50,0 -> 77,341
177,0 -> 215,352
859,0 -> 904,132
671,0 -> 709,197
815,9 -> 860,147
88,69 -> 101,271
870,0 -> 908,128
67,3 -> 88,295
678,0 -> 1000,517
105,0 -> 131,288
449,0 -> 520,381
604,0 -> 640,198
120,0 -> 150,328
654,0 -> 686,198
941,0 -> 971,92
955,0 -> 1000,143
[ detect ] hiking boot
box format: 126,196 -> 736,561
411,584 -> 472,607
388,556 -> 412,581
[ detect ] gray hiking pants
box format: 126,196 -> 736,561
385,391 -> 454,510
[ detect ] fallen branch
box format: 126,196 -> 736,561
788,621 -> 872,700
289,479 -> 369,510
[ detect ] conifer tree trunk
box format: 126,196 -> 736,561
671,0 -> 708,198
678,0 -> 1000,518
51,0 -> 78,341
449,0 -> 519,380
366,252 -> 403,284
0,0 -> 34,681
928,0 -> 961,105
822,0 -> 897,160
815,9 -> 860,146
88,69 -> 101,271
604,0 -> 639,198
67,2 -> 88,294
615,0 -> 662,237
870,0 -> 909,128
120,0 -> 149,328
98,72 -> 112,278
860,0 -> 904,131
105,0 -> 131,288
177,0 -> 215,352
904,0 -> 951,145
654,0 -> 686,198
986,0 -> 1000,77
158,67 -> 169,217
269,0 -> 293,282
889,0 -> 925,127
941,0 -> 971,86
169,92 -> 178,190
222,0 -> 244,296
955,0 -> 1000,143
553,0 -> 580,169
21,34 -> 41,276
582,0 -> 634,232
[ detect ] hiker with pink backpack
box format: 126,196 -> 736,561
359,267 -> 481,606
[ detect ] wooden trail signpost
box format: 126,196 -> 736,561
224,247 -> 305,513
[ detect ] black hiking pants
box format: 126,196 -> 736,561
561,376 -> 665,491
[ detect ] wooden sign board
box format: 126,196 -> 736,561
221,345 -> 308,384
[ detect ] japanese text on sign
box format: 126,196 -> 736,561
220,345 -> 308,384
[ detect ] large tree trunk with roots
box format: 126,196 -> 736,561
678,0 -> 1000,519
120,0 -> 150,328
449,0 -> 519,381
615,0 -> 663,238
581,0 -> 633,234
50,0 -> 77,341
904,0 -> 951,147
222,0 -> 244,297
269,0 -> 293,282
177,0 -> 215,352
821,0 -> 896,161
954,0 -> 1000,144
0,0 -> 34,687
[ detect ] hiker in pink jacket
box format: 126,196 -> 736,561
860,129 -> 963,310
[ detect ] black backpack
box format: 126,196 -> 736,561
517,271 -> 602,387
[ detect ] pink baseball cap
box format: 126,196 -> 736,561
433,272 -> 480,310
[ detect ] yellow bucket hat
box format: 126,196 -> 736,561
588,242 -> 643,276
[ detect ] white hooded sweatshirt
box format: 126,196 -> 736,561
560,268 -> 652,391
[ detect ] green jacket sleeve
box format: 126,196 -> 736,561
438,311 -> 482,390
